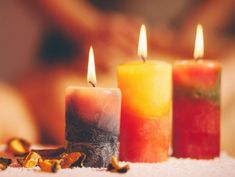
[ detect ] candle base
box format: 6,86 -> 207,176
66,140 -> 118,168
119,112 -> 170,163
173,98 -> 220,159
66,108 -> 119,167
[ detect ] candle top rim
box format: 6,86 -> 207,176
174,59 -> 221,67
119,60 -> 171,67
66,86 -> 120,91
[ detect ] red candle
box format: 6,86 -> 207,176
173,24 -> 221,159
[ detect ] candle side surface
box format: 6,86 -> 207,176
118,60 -> 172,162
65,87 -> 121,167
173,60 -> 221,159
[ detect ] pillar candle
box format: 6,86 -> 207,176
118,25 -> 172,162
65,47 -> 121,167
172,24 -> 221,159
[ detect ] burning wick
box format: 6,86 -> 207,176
140,55 -> 146,63
88,81 -> 96,87
138,24 -> 147,63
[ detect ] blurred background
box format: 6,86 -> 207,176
0,0 -> 235,156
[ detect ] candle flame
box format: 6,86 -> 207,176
138,24 -> 147,62
87,46 -> 96,87
194,24 -> 204,60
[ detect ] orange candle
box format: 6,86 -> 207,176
118,25 -> 172,162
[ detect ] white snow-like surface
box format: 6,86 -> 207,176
1,145 -> 235,177
1,153 -> 235,177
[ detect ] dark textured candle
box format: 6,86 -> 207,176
65,87 -> 121,167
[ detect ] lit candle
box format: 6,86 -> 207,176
118,25 -> 172,162
173,24 -> 221,159
65,47 -> 121,167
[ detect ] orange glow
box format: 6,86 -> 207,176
194,24 -> 204,60
138,24 -> 147,61
87,46 -> 96,86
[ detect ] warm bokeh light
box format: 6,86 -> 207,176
194,24 -> 204,60
87,46 -> 96,86
138,24 -> 148,61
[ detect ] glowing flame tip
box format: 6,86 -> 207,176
194,24 -> 204,60
138,24 -> 147,61
87,46 -> 96,86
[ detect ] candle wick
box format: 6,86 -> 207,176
141,55 -> 146,63
195,56 -> 201,62
89,81 -> 96,87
